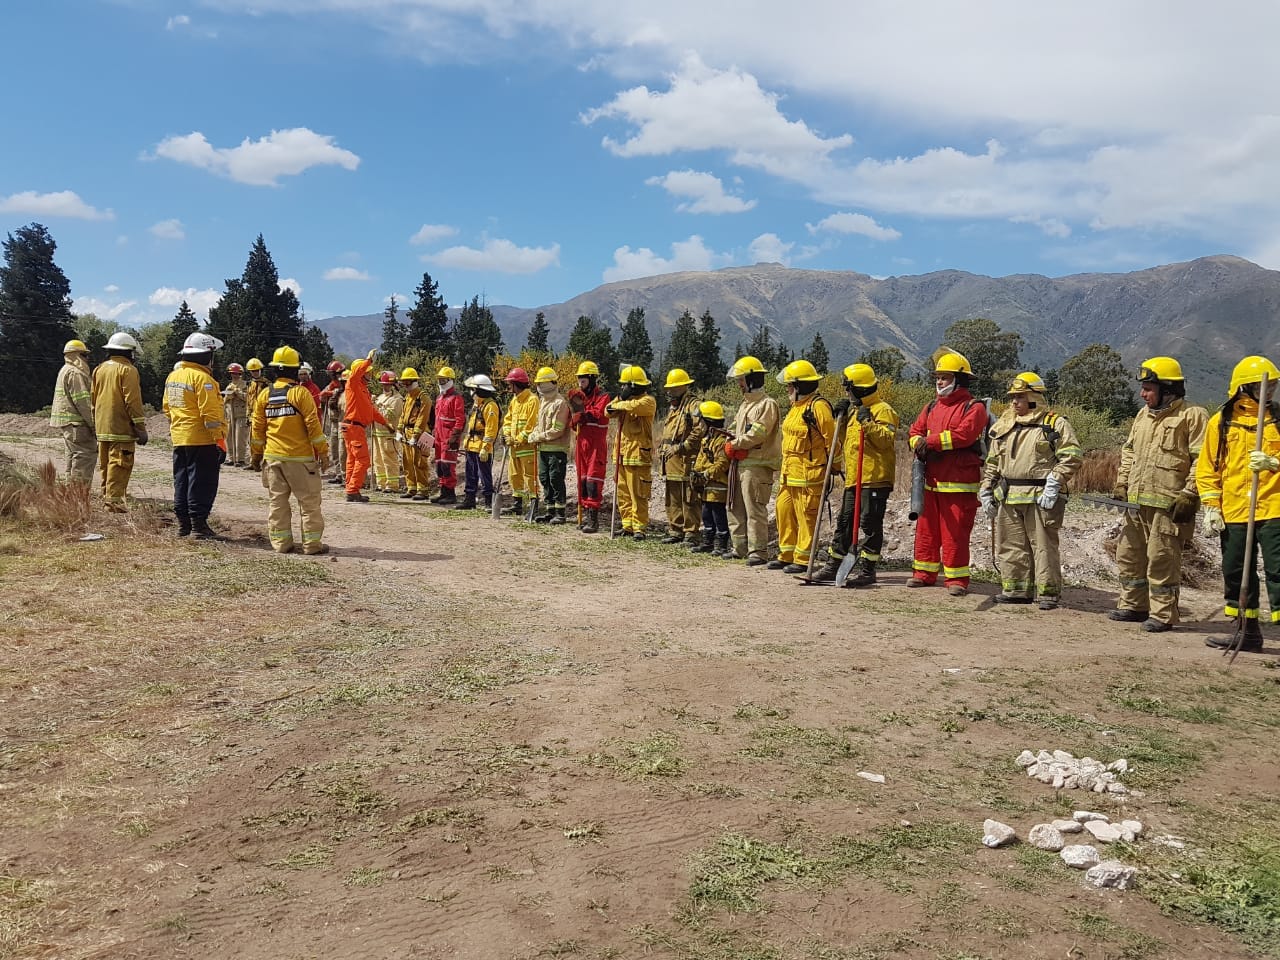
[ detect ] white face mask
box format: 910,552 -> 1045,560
537,381 -> 557,396
439,379 -> 453,394
936,380 -> 957,398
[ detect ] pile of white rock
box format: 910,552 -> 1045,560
982,811 -> 1142,890
1015,748 -> 1137,796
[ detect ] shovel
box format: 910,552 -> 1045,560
797,407 -> 847,584
1227,371 -> 1270,663
834,417 -> 867,587
489,444 -> 509,520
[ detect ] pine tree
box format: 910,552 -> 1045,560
299,323 -> 335,372
748,324 -> 786,370
161,301 -> 200,365
692,309 -> 727,388
206,235 -> 305,362
566,315 -> 619,382
524,311 -> 551,354
451,295 -> 504,378
807,331 -> 830,375
405,271 -> 451,356
379,295 -> 409,357
663,310 -> 700,380
1056,343 -> 1135,423
617,307 -> 654,372
941,317 -> 1024,399
0,222 -> 78,412
854,346 -> 908,382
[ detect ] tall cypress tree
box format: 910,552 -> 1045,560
206,235 -> 305,362
566,315 -> 619,381
161,301 -> 200,364
807,331 -> 830,375
663,310 -> 699,379
0,222 -> 77,412
380,295 -> 409,357
405,271 -> 451,356
617,307 -> 654,372
451,295 -> 504,378
692,309 -> 727,387
524,311 -> 551,353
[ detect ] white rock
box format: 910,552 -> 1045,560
1084,821 -> 1125,844
1108,759 -> 1129,773
1065,776 -> 1080,790
1028,824 -> 1065,851
1086,860 -> 1138,889
1026,763 -> 1041,778
1107,782 -> 1129,795
982,819 -> 1016,848
1151,834 -> 1185,850
1036,750 -> 1053,764
1053,749 -> 1075,763
1074,811 -> 1110,824
1053,819 -> 1084,834
1092,780 -> 1107,793
1052,773 -> 1066,789
1038,769 -> 1055,784
1061,844 -> 1101,869
1015,750 -> 1037,768
1120,820 -> 1144,838
856,771 -> 885,784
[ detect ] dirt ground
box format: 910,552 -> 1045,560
2,420 -> 1278,960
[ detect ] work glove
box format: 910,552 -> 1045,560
832,398 -> 852,419
217,446 -> 227,466
979,486 -> 997,518
448,437 -> 461,451
395,431 -> 405,443
135,428 -> 149,447
1202,505 -> 1226,535
1168,490 -> 1199,524
318,454 -> 330,473
1249,450 -> 1280,473
479,448 -> 490,463
856,404 -> 872,423
910,435 -> 928,461
1111,483 -> 1128,502
1037,475 -> 1062,511
724,441 -> 749,462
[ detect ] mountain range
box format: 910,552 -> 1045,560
312,255 -> 1280,391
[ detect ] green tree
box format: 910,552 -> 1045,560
451,295 -> 504,378
1055,343 -> 1136,423
941,317 -> 1024,398
617,307 -> 654,372
566,315 -> 619,383
692,309 -> 727,388
663,310 -> 700,378
0,222 -> 78,412
807,331 -> 830,375
405,271 -> 451,356
134,320 -> 173,406
747,324 -> 789,370
206,235 -> 306,362
524,311 -> 551,354
73,312 -> 121,360
379,294 -> 409,357
299,322 -> 334,372
161,300 -> 200,366
854,346 -> 908,383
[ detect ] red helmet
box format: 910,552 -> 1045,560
226,362 -> 244,374
326,360 -> 345,374
504,366 -> 530,386
378,370 -> 396,384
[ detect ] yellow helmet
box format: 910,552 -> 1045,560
1007,371 -> 1046,396
1137,356 -> 1184,383
842,363 -> 877,389
576,360 -> 600,377
664,368 -> 694,389
728,355 -> 765,378
934,351 -> 973,376
620,364 -> 651,386
534,365 -> 558,384
1228,356 -> 1280,396
340,370 -> 351,381
778,358 -> 821,384
269,346 -> 300,368
399,367 -> 421,381
436,365 -> 455,380
246,357 -> 264,371
698,400 -> 725,420
63,338 -> 88,355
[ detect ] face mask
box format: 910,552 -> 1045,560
936,381 -> 957,398
537,382 -> 557,396
440,379 -> 453,394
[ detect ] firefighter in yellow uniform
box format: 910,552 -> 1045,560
607,365 -> 658,539
372,371 -> 405,493
725,355 -> 782,565
771,359 -> 835,573
458,374 -> 502,510
242,358 -> 267,470
51,338 -> 96,484
91,331 -> 148,511
501,367 -> 541,516
659,368 -> 707,546
1196,356 -> 1280,654
980,373 -> 1083,609
397,368 -> 433,500
1111,356 -> 1209,632
250,346 -> 330,554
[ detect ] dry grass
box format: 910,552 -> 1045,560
1073,448 -> 1120,493
0,460 -> 93,532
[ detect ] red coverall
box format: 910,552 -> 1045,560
907,388 -> 988,588
433,386 -> 465,491
342,357 -> 389,496
571,388 -> 612,509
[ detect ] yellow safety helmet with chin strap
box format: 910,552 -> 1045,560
778,358 -> 822,384
619,364 -> 651,386
698,400 -> 725,421
1228,356 -> 1280,396
399,367 -> 421,382
576,360 -> 600,377
1006,371 -> 1046,396
534,366 -> 558,384
63,338 -> 88,355
436,366 -> 455,380
933,351 -> 973,377
842,363 -> 877,389
246,357 -> 264,371
664,368 -> 693,389
1137,356 -> 1184,383
269,346 -> 300,367
728,355 -> 765,379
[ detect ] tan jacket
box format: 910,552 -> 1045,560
660,391 -> 706,480
1117,398 -> 1209,510
731,389 -> 781,469
982,408 -> 1083,506
373,390 -> 404,438
51,358 -> 93,427
528,390 -> 570,453
223,377 -> 249,418
91,356 -> 146,442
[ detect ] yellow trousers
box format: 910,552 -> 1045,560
372,433 -> 402,490
728,464 -> 776,560
97,441 -> 135,508
616,463 -> 652,533
509,449 -> 539,499
402,442 -> 431,495
227,415 -> 249,465
996,501 -> 1066,598
263,460 -> 325,553
775,482 -> 821,564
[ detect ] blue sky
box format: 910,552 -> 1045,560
3,1 -> 1278,330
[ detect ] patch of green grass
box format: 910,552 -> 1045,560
317,776 -> 395,820
267,844 -> 333,870
344,867 -> 385,888
827,822 -> 971,879
154,913 -> 192,938
390,806 -> 484,834
732,702 -> 791,721
631,923 -> 783,960
298,681 -> 417,714
1064,908 -> 1161,959
1107,681 -> 1226,724
0,873 -> 54,955
188,552 -> 331,597
588,731 -> 687,780
241,808 -> 317,830
116,817 -> 152,839
681,782 -> 745,799
689,834 -> 831,912
424,645 -> 570,702
1112,726 -> 1206,787
738,723 -> 858,765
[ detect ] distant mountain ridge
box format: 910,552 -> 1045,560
313,255 -> 1280,391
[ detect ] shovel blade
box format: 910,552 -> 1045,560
833,552 -> 859,587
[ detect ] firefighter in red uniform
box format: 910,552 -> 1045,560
908,351 -> 989,596
568,360 -> 611,533
431,365 -> 466,504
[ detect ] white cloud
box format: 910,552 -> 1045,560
151,128 -> 360,186
409,223 -> 459,245
423,238 -> 560,274
73,296 -> 138,321
104,284 -> 119,293
166,14 -> 190,30
747,233 -> 794,265
807,212 -> 902,242
323,267 -> 372,281
1010,214 -> 1071,238
116,235 -> 128,246
149,218 -> 186,240
603,234 -> 732,283
645,169 -> 756,214
0,190 -> 114,221
149,286 -> 222,319
279,277 -> 303,297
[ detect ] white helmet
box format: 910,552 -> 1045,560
299,362 -> 313,373
464,373 -> 495,391
106,331 -> 140,352
179,332 -> 224,355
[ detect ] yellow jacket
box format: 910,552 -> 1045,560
463,397 -> 501,455
660,391 -> 706,480
982,408 -> 1083,506
730,389 -> 782,469
91,356 -> 146,442
609,393 -> 657,467
373,391 -> 404,438
527,391 -> 571,454
51,358 -> 93,427
251,379 -> 328,462
163,362 -> 226,446
692,430 -> 731,503
1117,398 -> 1208,510
245,376 -> 267,413
503,388 -> 540,458
1195,398 -> 1280,522
841,392 -> 899,489
781,395 -> 835,487
398,390 -> 432,441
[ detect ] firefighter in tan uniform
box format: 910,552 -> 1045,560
724,355 -> 782,565
50,338 -> 95,484
607,365 -> 658,539
771,359 -> 835,573
980,373 -> 1083,609
372,371 -> 405,493
1111,357 -> 1209,632
501,367 -> 540,516
658,368 -> 706,546
90,331 -> 148,511
250,346 -> 330,554
223,363 -> 250,466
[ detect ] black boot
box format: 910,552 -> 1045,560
549,506 -> 566,525
482,493 -> 493,511
455,495 -> 477,510
1206,619 -> 1264,653
505,497 -> 523,516
399,489 -> 416,499
691,530 -> 713,553
432,488 -> 457,505
535,503 -> 554,523
685,530 -> 703,551
661,530 -> 685,544
176,516 -> 192,538
714,533 -> 731,556
191,519 -> 222,541
845,559 -> 878,588
808,556 -> 841,583
582,508 -> 599,534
